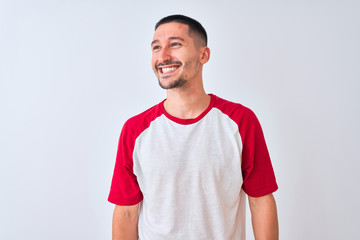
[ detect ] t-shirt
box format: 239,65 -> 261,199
108,94 -> 278,240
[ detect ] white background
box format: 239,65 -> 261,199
1,0 -> 359,239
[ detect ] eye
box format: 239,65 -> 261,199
152,45 -> 160,51
170,42 -> 181,47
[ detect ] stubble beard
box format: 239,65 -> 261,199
158,76 -> 187,90
155,60 -> 187,90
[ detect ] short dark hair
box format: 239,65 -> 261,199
155,14 -> 208,46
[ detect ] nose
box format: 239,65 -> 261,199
158,47 -> 171,63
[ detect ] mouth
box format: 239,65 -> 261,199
156,62 -> 182,75
159,65 -> 180,74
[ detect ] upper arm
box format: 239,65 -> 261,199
108,120 -> 143,205
248,193 -> 276,210
112,204 -> 140,240
240,110 -> 278,197
248,194 -> 279,240
113,203 -> 140,220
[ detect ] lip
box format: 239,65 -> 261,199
157,64 -> 181,75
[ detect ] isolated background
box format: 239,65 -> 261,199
1,0 -> 359,239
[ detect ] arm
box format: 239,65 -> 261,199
248,193 -> 279,240
112,203 -> 139,240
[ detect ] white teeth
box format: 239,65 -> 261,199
162,67 -> 177,73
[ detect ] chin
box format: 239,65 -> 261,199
158,77 -> 187,90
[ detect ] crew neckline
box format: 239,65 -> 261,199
159,94 -> 216,125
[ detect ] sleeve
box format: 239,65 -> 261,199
240,110 -> 278,197
108,120 -> 143,205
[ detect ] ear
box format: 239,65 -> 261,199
199,47 -> 210,64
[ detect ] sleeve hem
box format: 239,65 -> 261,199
108,195 -> 143,206
243,184 -> 278,198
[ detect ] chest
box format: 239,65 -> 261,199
133,111 -> 243,191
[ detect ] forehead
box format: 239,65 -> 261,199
152,22 -> 190,41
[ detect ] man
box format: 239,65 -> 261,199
108,15 -> 278,240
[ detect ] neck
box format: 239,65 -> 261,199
164,81 -> 210,119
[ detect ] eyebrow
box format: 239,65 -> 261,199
151,37 -> 185,46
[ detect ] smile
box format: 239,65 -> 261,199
160,66 -> 179,73
156,61 -> 182,75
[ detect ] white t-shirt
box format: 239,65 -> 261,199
109,94 -> 278,240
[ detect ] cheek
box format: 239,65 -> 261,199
151,58 -> 157,69
183,58 -> 198,69
151,53 -> 158,64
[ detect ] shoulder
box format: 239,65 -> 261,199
212,94 -> 257,123
121,101 -> 164,138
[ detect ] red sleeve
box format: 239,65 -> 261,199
108,120 -> 143,205
240,110 -> 278,197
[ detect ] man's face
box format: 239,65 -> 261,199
151,22 -> 202,90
